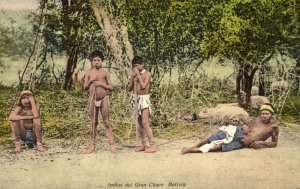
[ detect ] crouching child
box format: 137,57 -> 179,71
9,90 -> 46,153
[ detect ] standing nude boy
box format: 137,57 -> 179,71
84,50 -> 116,154
182,104 -> 279,154
9,90 -> 46,153
127,56 -> 157,153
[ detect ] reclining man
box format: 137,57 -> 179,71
182,104 -> 279,154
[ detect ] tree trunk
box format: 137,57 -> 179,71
258,65 -> 265,96
296,57 -> 300,92
90,0 -> 133,83
63,47 -> 78,90
61,0 -> 80,90
236,68 -> 243,106
243,75 -> 253,110
259,52 -> 275,96
236,65 -> 258,110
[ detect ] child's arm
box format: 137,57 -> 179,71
135,69 -> 151,89
250,125 -> 279,149
83,72 -> 93,90
28,95 -> 40,118
32,103 -> 42,126
9,107 -> 33,121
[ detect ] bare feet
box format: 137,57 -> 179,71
134,145 -> 146,152
181,147 -> 189,155
36,142 -> 47,152
86,145 -> 95,154
15,141 -> 21,153
144,144 -> 157,153
109,143 -> 117,154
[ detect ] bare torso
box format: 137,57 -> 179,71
18,107 -> 34,129
86,69 -> 109,100
241,118 -> 278,147
134,71 -> 151,95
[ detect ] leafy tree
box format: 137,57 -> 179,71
0,22 -> 34,59
284,2 -> 300,90
200,0 -> 297,109
40,0 -> 106,90
89,0 -> 134,83
122,0 -> 205,80
0,16 -> 34,88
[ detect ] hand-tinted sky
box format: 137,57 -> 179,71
0,0 -> 39,10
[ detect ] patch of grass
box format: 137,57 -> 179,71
0,87 -> 17,145
0,79 -> 232,145
278,95 -> 300,123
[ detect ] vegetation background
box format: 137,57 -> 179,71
0,0 -> 299,147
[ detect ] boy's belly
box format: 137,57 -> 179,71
95,87 -> 107,100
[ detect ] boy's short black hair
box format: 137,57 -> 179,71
132,56 -> 144,65
89,50 -> 104,61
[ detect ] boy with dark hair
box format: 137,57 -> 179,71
127,56 -> 157,153
84,50 -> 116,154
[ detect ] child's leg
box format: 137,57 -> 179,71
141,108 -> 157,153
135,115 -> 146,152
86,104 -> 99,154
10,121 -> 26,152
100,97 -> 116,153
33,118 -> 46,152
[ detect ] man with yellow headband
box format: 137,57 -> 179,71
260,104 -> 274,114
182,103 -> 279,154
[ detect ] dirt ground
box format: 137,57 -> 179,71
0,124 -> 300,189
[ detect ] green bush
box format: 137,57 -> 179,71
279,95 -> 300,123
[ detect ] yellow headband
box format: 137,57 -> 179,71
260,104 -> 274,113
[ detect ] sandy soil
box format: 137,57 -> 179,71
0,125 -> 300,189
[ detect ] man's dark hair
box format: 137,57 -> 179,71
89,50 -> 104,61
132,56 -> 144,65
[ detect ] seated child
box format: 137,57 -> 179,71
9,90 -> 46,152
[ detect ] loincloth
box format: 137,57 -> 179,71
88,95 -> 110,113
131,94 -> 152,115
94,99 -> 102,107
